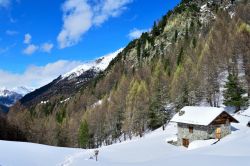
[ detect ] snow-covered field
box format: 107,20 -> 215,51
1,108 -> 250,166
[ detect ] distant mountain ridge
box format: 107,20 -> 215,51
62,49 -> 122,80
0,87 -> 32,108
0,104 -> 9,113
18,49 -> 122,107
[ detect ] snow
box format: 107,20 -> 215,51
188,139 -> 217,150
0,86 -> 32,97
0,108 -> 250,166
62,49 -> 123,80
171,106 -> 229,126
199,3 -> 216,25
91,99 -> 103,108
0,141 -> 79,166
40,100 -> 49,104
239,108 -> 250,117
60,97 -> 71,104
12,86 -> 33,96
0,89 -> 11,97
200,4 -> 207,12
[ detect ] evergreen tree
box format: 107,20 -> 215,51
174,30 -> 178,43
176,83 -> 190,109
223,73 -> 248,112
149,60 -> 169,130
149,87 -> 168,130
78,120 -> 90,148
185,24 -> 189,41
192,37 -> 197,48
177,47 -> 184,66
152,21 -> 160,36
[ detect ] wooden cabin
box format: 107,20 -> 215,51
171,106 -> 239,147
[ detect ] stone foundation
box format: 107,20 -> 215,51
177,123 -> 231,146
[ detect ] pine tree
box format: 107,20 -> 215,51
177,47 -> 184,66
149,86 -> 168,130
192,37 -> 197,48
152,21 -> 160,36
149,60 -> 169,130
223,73 -> 248,112
174,30 -> 178,42
78,120 -> 89,148
185,24 -> 189,41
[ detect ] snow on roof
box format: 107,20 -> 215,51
171,106 -> 225,126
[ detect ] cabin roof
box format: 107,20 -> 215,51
171,106 -> 239,126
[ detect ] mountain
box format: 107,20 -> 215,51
0,104 -> 9,114
12,87 -> 33,96
0,87 -> 32,108
7,0 -> 250,148
62,49 -> 123,80
18,49 -> 122,107
0,89 -> 23,107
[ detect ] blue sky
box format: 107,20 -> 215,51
0,0 -> 180,89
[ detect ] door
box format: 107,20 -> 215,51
216,128 -> 221,139
182,138 -> 189,147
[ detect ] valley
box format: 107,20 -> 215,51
0,0 -> 249,165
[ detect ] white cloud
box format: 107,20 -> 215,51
57,0 -> 93,49
0,60 -> 83,89
57,0 -> 132,49
24,33 -> 32,44
41,43 -> 54,53
128,28 -> 149,40
0,0 -> 11,8
23,44 -> 38,55
6,30 -> 18,36
22,33 -> 54,55
93,0 -> 132,25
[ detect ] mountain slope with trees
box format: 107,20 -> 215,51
6,0 -> 250,148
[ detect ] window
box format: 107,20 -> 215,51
189,126 -> 193,133
182,138 -> 189,147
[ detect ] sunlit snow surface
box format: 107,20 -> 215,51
171,106 -> 226,126
62,49 -> 123,80
0,108 -> 250,166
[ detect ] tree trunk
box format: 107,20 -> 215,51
235,106 -> 241,113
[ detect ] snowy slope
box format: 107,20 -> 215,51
0,88 -> 17,97
0,89 -> 22,107
0,87 -> 32,97
62,49 -> 123,80
0,108 -> 249,166
12,86 -> 33,96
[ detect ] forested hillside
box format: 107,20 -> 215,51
7,0 -> 250,148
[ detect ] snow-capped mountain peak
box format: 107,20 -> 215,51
0,88 -> 18,97
12,86 -> 33,96
62,48 -> 123,80
0,87 -> 33,107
